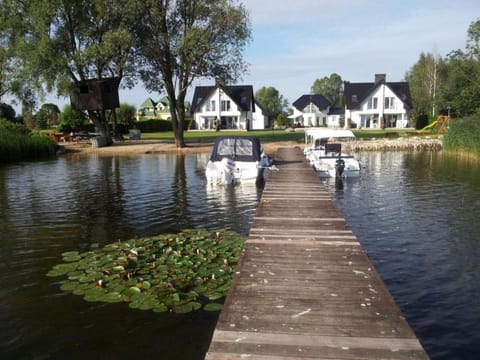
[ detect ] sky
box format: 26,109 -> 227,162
5,0 -> 480,112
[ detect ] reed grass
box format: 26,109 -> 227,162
0,119 -> 57,162
443,116 -> 480,158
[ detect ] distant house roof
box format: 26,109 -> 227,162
344,78 -> 412,110
328,107 -> 344,116
190,85 -> 255,114
292,94 -> 331,111
140,97 -> 156,108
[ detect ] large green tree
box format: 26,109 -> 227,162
437,19 -> 480,117
405,52 -> 446,119
0,0 -> 137,138
311,73 -> 344,108
135,0 -> 251,148
255,86 -> 288,122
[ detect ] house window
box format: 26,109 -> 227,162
221,100 -> 231,111
211,100 -> 216,111
352,95 -> 358,103
373,97 -> 378,109
367,98 -> 373,109
206,101 -> 210,112
385,97 -> 395,109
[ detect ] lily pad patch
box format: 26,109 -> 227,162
47,229 -> 243,313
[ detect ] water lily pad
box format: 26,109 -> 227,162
174,302 -> 202,314
61,251 -> 79,258
60,281 -> 78,291
152,303 -> 168,313
203,303 -> 223,312
47,229 -> 244,313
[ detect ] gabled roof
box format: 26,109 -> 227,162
344,80 -> 412,110
157,96 -> 170,106
190,85 -> 255,114
292,94 -> 331,111
328,107 -> 344,116
140,97 -> 156,108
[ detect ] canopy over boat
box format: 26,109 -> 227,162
209,136 -> 263,162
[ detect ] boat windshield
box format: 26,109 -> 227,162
217,138 -> 254,161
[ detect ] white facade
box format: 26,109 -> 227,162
345,84 -> 409,129
290,104 -> 342,128
251,102 -> 269,130
193,87 -> 266,130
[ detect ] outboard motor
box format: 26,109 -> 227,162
335,158 -> 345,178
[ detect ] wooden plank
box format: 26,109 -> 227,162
206,147 -> 429,359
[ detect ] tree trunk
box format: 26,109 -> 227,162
89,110 -> 112,145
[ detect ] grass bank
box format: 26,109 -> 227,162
443,116 -> 480,158
0,119 -> 58,162
137,128 -> 426,143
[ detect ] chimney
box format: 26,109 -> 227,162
375,74 -> 386,84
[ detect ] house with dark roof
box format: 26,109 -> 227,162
344,74 -> 412,129
190,84 -> 267,130
290,94 -> 343,128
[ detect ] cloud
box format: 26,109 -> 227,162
8,1 -> 480,112
241,0 -> 480,102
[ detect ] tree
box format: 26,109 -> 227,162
135,0 -> 251,148
311,73 -> 344,107
405,52 -> 446,119
437,19 -> 480,117
0,42 -> 13,102
59,104 -> 87,132
38,103 -> 61,128
0,0 -> 138,138
115,103 -> 136,128
255,86 -> 288,122
0,102 -> 15,121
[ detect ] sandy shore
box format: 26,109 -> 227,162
60,136 -> 442,157
60,139 -> 301,156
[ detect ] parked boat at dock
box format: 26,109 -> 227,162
206,135 -> 273,185
304,128 -> 361,178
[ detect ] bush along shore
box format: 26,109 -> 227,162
343,137 -> 443,153
0,119 -> 57,162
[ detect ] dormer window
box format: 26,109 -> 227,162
352,95 -> 358,103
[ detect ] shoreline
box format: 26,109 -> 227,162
60,137 -> 442,157
60,139 -> 301,156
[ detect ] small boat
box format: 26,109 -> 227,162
206,136 -> 273,185
304,128 -> 361,178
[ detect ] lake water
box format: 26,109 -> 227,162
0,151 -> 479,359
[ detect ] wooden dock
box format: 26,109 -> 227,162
205,147 -> 429,359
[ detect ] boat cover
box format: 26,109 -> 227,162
209,136 -> 263,162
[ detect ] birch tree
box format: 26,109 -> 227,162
405,52 -> 446,118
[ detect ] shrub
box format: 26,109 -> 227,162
0,118 -> 57,162
416,114 -> 429,130
135,119 -> 173,132
443,115 -> 480,157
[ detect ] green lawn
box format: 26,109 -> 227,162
138,129 -> 306,144
137,128 -> 424,143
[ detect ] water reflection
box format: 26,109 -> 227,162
0,153 -> 261,359
325,151 -> 480,360
2,151 -> 480,359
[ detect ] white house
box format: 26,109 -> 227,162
190,85 -> 268,130
344,74 -> 412,129
290,94 -> 343,128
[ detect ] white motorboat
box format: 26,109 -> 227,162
304,128 -> 361,178
206,136 -> 273,185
